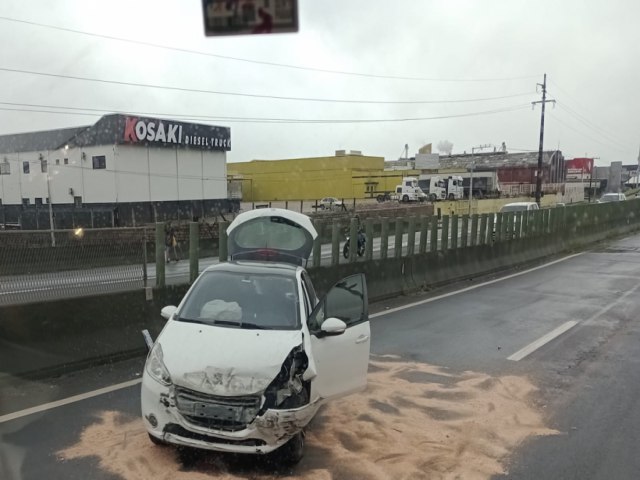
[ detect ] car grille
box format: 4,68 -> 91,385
174,387 -> 261,431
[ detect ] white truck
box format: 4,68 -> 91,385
420,175 -> 464,201
419,172 -> 501,200
393,177 -> 428,202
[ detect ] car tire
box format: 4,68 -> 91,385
448,193 -> 454,200
402,195 -> 409,203
277,431 -> 305,466
148,433 -> 167,446
429,194 -> 437,202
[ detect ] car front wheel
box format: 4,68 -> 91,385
276,431 -> 305,466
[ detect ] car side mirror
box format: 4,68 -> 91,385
160,305 -> 178,320
320,317 -> 347,336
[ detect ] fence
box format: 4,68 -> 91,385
0,227 -> 149,306
2,200 -> 639,307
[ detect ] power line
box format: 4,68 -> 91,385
0,15 -> 541,83
556,101 -> 631,148
0,67 -> 534,105
549,79 -> 632,146
548,112 -> 630,154
0,102 -> 532,124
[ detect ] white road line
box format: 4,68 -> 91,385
0,378 -> 142,424
507,321 -> 579,361
369,252 -> 585,319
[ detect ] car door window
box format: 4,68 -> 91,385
308,274 -> 367,332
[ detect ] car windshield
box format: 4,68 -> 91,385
177,270 -> 299,330
600,195 -> 618,202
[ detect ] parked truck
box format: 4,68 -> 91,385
418,172 -> 501,200
417,175 -> 464,201
392,177 -> 428,202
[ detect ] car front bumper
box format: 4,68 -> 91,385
141,377 -> 320,454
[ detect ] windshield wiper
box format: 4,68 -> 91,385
239,322 -> 267,330
176,317 -> 208,325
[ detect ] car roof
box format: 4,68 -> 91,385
203,260 -> 300,277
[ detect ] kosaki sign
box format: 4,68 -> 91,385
121,116 -> 231,151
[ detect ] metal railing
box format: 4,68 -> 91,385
0,227 -> 149,306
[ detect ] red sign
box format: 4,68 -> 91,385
566,158 -> 594,174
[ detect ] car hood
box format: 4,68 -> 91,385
158,320 -> 303,396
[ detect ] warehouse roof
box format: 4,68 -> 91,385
0,114 -> 231,154
0,125 -> 89,154
439,150 -> 562,170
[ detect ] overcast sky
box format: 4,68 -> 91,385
0,0 -> 638,166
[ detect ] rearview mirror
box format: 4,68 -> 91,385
320,317 -> 347,335
160,305 -> 178,320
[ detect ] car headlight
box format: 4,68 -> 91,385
145,343 -> 172,386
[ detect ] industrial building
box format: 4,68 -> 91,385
0,114 -> 236,229
229,151 -> 409,201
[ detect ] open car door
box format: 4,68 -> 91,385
307,274 -> 370,400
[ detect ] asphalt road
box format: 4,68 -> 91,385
3,233 -> 640,478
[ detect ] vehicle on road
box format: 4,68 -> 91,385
343,227 -> 366,258
141,208 -> 370,465
493,202 -> 540,239
318,197 -> 344,210
499,202 -> 539,213
597,193 -> 626,203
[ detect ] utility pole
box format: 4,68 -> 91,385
532,74 -> 556,206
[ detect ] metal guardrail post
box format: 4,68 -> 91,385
218,221 -> 228,262
470,214 -> 479,246
440,215 -> 449,251
155,222 -> 165,288
484,214 -> 492,245
331,220 -> 339,266
495,213 -> 502,243
189,221 -> 199,283
406,217 -> 416,256
460,215 -> 469,248
394,217 -> 404,258
380,218 -> 389,259
514,211 -> 522,239
419,216 -> 428,254
450,215 -> 458,249
365,218 -> 373,261
349,217 -> 358,263
430,216 -> 438,252
312,220 -> 322,267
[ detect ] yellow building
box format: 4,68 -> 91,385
228,151 -> 418,201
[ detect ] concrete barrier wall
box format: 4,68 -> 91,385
2,200 -> 640,379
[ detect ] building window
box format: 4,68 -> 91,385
74,196 -> 83,207
64,158 -> 69,165
0,161 -> 9,175
41,159 -> 48,173
22,198 -> 30,206
35,197 -> 43,206
92,155 -> 106,169
23,161 -> 30,174
55,159 -> 60,165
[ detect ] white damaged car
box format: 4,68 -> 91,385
141,208 -> 370,464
